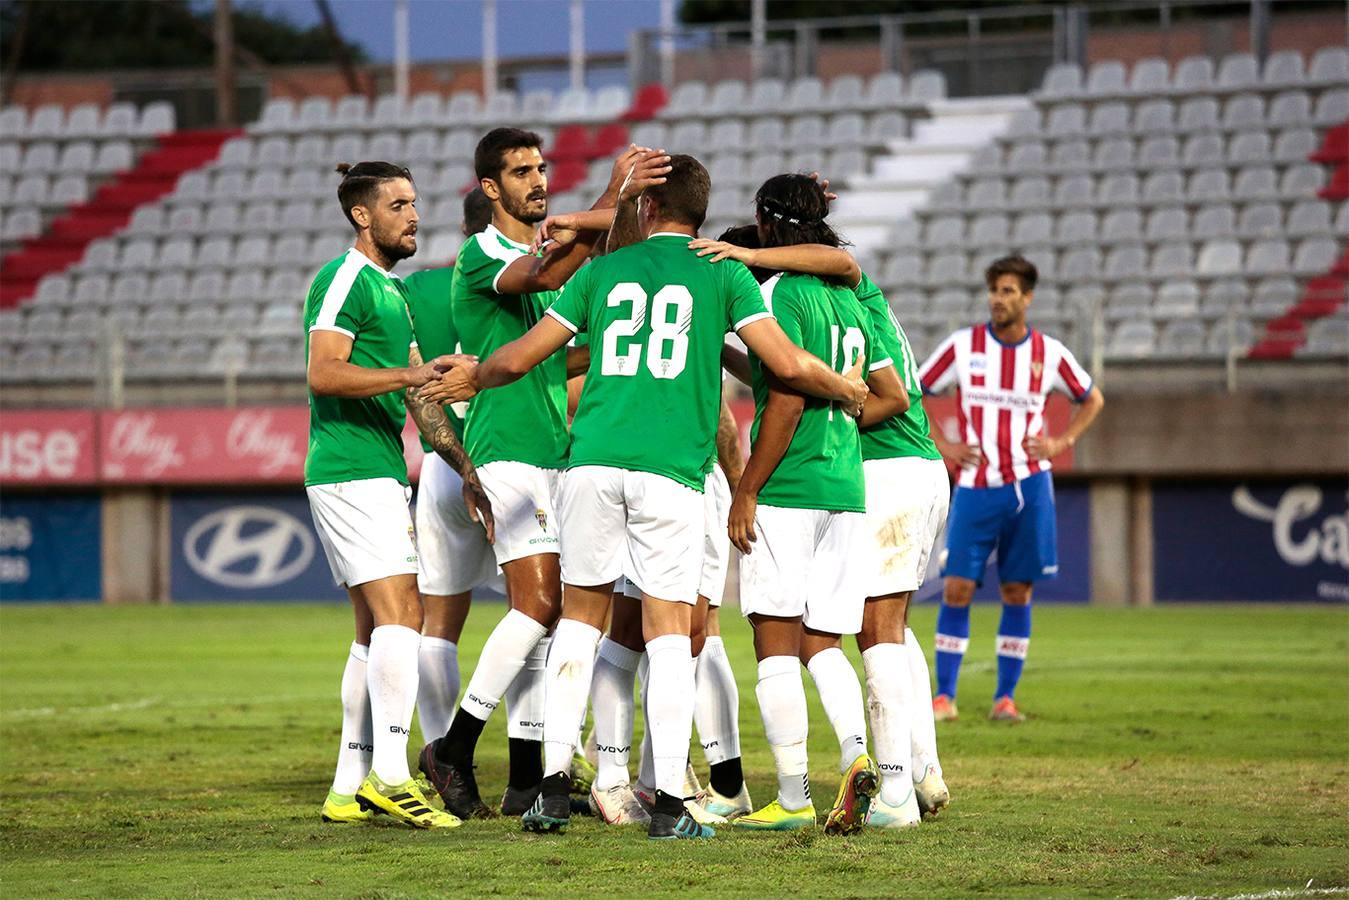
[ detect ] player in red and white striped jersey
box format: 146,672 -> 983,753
918,255 -> 1104,723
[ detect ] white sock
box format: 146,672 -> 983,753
591,638 -> 640,790
505,636 -> 549,742
637,653 -> 655,789
806,646 -> 868,772
694,636 -> 741,767
756,655 -> 811,811
459,608 -> 547,723
330,642 -> 371,796
367,625 -> 420,784
863,643 -> 916,806
645,633 -> 696,800
905,627 -> 943,780
541,618 -> 601,776
416,636 -> 458,743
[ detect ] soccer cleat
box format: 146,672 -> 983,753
989,696 -> 1026,722
683,762 -> 704,797
320,790 -> 372,824
354,773 -> 461,829
865,793 -> 922,829
418,739 -> 496,820
824,754 -> 880,836
698,782 -> 753,820
683,796 -> 727,826
648,809 -> 715,840
588,783 -> 651,825
914,764 -> 951,817
569,752 -> 597,795
632,782 -> 656,814
734,798 -> 817,831
500,784 -> 539,817
521,774 -> 572,834
932,694 -> 959,722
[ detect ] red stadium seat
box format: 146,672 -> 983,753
1319,163 -> 1348,201
592,123 -> 629,157
547,159 -> 588,193
550,125 -> 592,162
622,83 -> 669,121
1292,275 -> 1349,318
1310,123 -> 1348,164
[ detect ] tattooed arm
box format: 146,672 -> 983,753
406,345 -> 495,542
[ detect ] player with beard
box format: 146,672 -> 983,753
306,161 -> 477,829
418,130 -> 672,819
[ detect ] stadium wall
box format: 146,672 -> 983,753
1,399 -> 1344,605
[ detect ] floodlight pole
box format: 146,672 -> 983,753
569,0 -> 585,91
393,0 -> 410,103
659,0 -> 675,86
750,0 -> 766,80
214,0 -> 237,128
483,0 -> 498,100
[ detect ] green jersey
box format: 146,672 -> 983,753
303,248 -> 415,487
854,272 -> 942,462
403,266 -> 466,451
546,233 -> 770,491
750,272 -> 882,512
451,225 -> 569,469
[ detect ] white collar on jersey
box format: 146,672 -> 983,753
347,245 -> 401,279
485,223 -> 531,251
648,231 -> 694,239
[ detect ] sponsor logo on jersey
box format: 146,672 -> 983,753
183,506 -> 314,589
968,354 -> 987,372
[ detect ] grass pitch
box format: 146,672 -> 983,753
1,602 -> 1346,898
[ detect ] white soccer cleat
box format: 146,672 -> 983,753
683,795 -> 727,826
697,782 -> 752,820
865,791 -> 922,829
914,764 -> 951,817
683,763 -> 704,797
588,783 -> 651,825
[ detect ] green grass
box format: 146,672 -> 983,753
1,603 -> 1346,898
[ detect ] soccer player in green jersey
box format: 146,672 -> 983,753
699,175 -> 908,835
418,131 -> 669,819
426,155 -> 869,840
304,162 -> 482,830
697,223 -> 952,828
403,188 -> 498,753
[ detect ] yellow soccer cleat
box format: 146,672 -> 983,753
321,790 -> 373,824
356,772 -> 462,829
824,754 -> 880,836
733,798 -> 816,831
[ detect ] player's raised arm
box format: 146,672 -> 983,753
736,318 -> 868,415
690,239 -> 861,287
727,374 -> 805,554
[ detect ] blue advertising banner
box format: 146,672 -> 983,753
913,481 -> 1090,604
1154,480 -> 1348,602
0,495 -> 102,602
170,492 -> 345,602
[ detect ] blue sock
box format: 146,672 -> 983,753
995,604 -> 1032,700
934,604 -> 971,700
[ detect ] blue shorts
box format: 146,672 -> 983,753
942,472 -> 1058,586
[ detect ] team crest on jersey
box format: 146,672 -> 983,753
535,508 -> 548,532
1030,360 -> 1044,378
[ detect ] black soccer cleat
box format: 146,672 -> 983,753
521,773 -> 572,834
647,809 -> 716,840
418,738 -> 496,820
500,783 -> 539,817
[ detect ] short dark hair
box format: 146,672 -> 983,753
718,224 -> 773,283
984,255 -> 1038,292
754,173 -> 847,250
462,187 -> 492,235
474,127 -> 543,182
335,161 -> 413,230
642,154 -> 709,230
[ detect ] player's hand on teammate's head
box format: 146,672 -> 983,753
806,171 -> 838,204
843,356 -> 869,417
688,238 -> 755,265
619,149 -> 673,202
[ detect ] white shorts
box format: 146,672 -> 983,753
307,477 -> 419,589
560,465 -> 703,604
738,503 -> 866,635
415,454 -> 503,596
700,466 -> 733,607
476,460 -> 562,567
862,456 -> 951,596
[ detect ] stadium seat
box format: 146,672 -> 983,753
1155,280 -> 1201,318
1237,203 -> 1283,240
1173,56 -> 1215,93
1309,46 -> 1349,85
1262,50 -> 1307,87
863,72 -> 904,110
1313,89 -> 1349,127
1293,238 -> 1339,276
1268,91 -> 1313,127
1056,210 -> 1097,245
0,106 -> 27,135
27,104 -> 64,139
1129,57 -> 1170,94
1198,239 -> 1243,276
1188,168 -> 1231,203
1101,208 -> 1143,243
827,75 -> 865,110
1151,243 -> 1194,280
708,81 -> 748,116
1245,239 -> 1291,276
661,81 -> 707,119
1222,94 -> 1264,131
445,90 -> 481,124
1135,137 -> 1175,168
1040,63 -> 1082,98
1052,140 -> 1090,171
1108,320 -> 1157,358
1200,279 -> 1251,318
139,101 -> 176,135
909,70 -> 947,102
1250,277 -> 1298,317
1134,99 -> 1175,135
1272,128 -> 1318,165
1300,316 -> 1349,357
101,102 -> 138,137
1046,104 -> 1087,139
622,83 -> 668,121
1105,247 -> 1148,283
1192,204 -> 1236,240
1217,53 -> 1259,91
1157,318 -> 1207,356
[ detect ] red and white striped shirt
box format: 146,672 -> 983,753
919,323 -> 1093,489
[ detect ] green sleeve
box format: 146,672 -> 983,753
764,276 -> 804,345
328,275 -> 371,337
547,263 -> 591,333
457,233 -> 517,297
726,262 -> 771,332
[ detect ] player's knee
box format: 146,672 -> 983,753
943,578 -> 975,607
1001,582 -> 1032,606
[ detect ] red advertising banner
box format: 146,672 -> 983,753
0,409 -> 98,485
0,397 -> 1078,487
100,407 -> 309,484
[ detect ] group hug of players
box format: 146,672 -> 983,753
301,128 -> 1102,840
